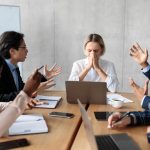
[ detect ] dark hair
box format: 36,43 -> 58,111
84,33 -> 105,55
0,55 -> 4,68
0,31 -> 24,59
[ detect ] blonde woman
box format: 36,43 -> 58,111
69,33 -> 119,92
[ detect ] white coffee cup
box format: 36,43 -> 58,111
111,99 -> 123,108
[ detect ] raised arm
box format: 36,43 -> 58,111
130,42 -> 149,68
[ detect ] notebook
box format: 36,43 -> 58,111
9,114 -> 48,135
34,95 -> 62,108
65,81 -> 107,104
77,99 -> 140,150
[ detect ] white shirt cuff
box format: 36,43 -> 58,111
141,65 -> 150,73
141,95 -> 146,106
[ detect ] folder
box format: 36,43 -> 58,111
9,114 -> 48,135
34,95 -> 62,108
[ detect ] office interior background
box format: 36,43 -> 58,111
0,0 -> 150,92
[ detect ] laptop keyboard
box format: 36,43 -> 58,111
96,135 -> 120,150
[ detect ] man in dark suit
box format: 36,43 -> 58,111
107,43 -> 150,143
129,42 -> 150,110
0,31 -> 61,102
0,31 -> 27,101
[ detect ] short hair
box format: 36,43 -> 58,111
0,31 -> 24,59
84,33 -> 105,55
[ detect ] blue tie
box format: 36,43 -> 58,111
15,67 -> 22,91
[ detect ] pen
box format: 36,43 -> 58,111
37,65 -> 44,71
114,112 -> 129,123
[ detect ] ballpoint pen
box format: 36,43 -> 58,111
114,112 -> 129,123
37,65 -> 44,71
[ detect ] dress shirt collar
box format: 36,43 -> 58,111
5,59 -> 18,72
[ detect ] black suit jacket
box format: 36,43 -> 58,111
143,68 -> 150,80
0,60 -> 24,102
0,60 -> 47,102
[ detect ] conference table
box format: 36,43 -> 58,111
0,91 -> 150,150
0,91 -> 82,150
71,93 -> 149,150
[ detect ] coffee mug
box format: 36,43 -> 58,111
111,99 -> 123,108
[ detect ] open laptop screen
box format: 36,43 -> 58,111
66,81 -> 107,104
77,99 -> 140,150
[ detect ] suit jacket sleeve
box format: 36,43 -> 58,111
0,92 -> 20,102
0,60 -> 25,102
129,110 -> 150,126
141,96 -> 150,110
143,65 -> 150,79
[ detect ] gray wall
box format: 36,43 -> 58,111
0,0 -> 150,92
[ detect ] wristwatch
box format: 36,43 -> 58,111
147,133 -> 150,143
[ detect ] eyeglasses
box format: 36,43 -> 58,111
18,46 -> 27,49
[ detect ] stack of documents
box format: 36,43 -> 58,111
9,114 -> 48,135
35,95 -> 62,108
107,93 -> 133,105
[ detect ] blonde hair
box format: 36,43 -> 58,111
84,33 -> 105,55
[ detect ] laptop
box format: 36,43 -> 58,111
77,99 -> 140,150
65,81 -> 107,104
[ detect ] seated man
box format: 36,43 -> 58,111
107,43 -> 150,143
0,31 -> 61,102
130,42 -> 150,110
0,68 -> 41,137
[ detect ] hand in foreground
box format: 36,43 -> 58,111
37,78 -> 56,91
129,42 -> 149,68
26,99 -> 49,109
23,70 -> 41,97
129,78 -> 149,101
107,112 -> 131,129
44,64 -> 61,79
147,126 -> 150,133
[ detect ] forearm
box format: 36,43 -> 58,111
79,68 -> 89,81
140,61 -> 149,69
0,102 -> 11,112
0,91 -> 29,137
95,67 -> 107,81
0,106 -> 20,137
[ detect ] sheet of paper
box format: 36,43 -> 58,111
9,114 -> 48,135
34,95 -> 62,108
16,114 -> 43,122
36,95 -> 61,101
107,93 -> 133,104
9,120 -> 48,135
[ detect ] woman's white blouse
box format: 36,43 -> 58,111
69,58 -> 119,92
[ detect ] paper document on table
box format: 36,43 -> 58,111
15,114 -> 43,122
34,95 -> 62,109
107,93 -> 133,104
9,114 -> 48,135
